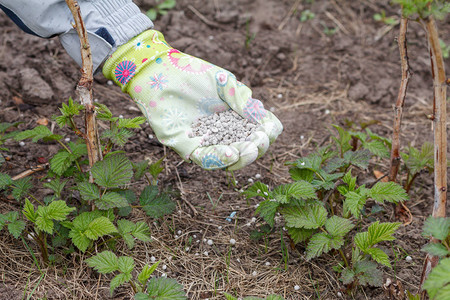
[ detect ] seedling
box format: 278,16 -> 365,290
373,10 -> 399,25
300,9 -> 315,22
146,0 -> 176,21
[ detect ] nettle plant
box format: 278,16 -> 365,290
421,216 -> 450,299
245,125 -> 408,291
0,99 -> 184,297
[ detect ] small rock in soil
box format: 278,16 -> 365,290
189,110 -> 257,146
19,68 -> 55,105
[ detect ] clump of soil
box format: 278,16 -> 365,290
190,110 -> 257,146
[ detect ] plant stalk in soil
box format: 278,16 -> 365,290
65,0 -> 102,175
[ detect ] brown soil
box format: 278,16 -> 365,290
0,0 -> 449,299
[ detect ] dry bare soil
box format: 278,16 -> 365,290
0,0 -> 449,299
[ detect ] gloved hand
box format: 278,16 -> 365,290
103,30 -> 282,170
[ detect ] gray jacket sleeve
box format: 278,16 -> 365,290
0,0 -> 153,72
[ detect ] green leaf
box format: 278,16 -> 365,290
77,182 -> 100,201
364,140 -> 390,158
133,160 -> 149,180
86,250 -> 119,274
353,260 -> 383,286
355,232 -> 370,252
289,167 -> 314,182
255,200 -> 279,228
84,216 -> 118,240
343,191 -> 366,218
102,127 -> 134,147
8,220 -> 25,238
110,272 -> 132,295
224,293 -> 237,300
281,203 -> 327,229
69,230 -> 91,252
148,156 -> 165,180
132,222 -> 152,242
343,149 -> 371,170
118,256 -> 134,274
368,221 -> 401,245
96,192 -> 129,210
243,182 -> 270,199
146,8 -> 158,21
332,125 -> 352,154
325,216 -> 354,237
23,198 -> 37,223
35,200 -> 74,234
365,247 -> 391,268
342,169 -> 356,192
306,232 -> 340,260
287,227 -> 315,244
0,173 -> 12,190
94,103 -> 113,121
15,125 -> 62,142
50,151 -> 72,176
272,181 -> 317,203
140,186 -> 175,218
43,178 -> 68,198
422,216 -> 450,240
422,243 -> 450,257
403,142 -> 434,175
91,154 -> 133,188
118,117 -> 146,129
145,277 -> 186,299
369,182 -> 408,203
423,258 -> 450,299
138,262 -> 160,285
11,177 -> 33,201
158,0 -> 176,10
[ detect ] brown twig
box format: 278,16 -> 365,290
419,13 -> 448,290
389,16 -> 410,183
11,163 -> 49,181
65,0 -> 102,176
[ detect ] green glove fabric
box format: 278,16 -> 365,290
103,30 -> 282,170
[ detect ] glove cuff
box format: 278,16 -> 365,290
102,30 -> 172,92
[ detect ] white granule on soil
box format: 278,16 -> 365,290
189,110 -> 257,146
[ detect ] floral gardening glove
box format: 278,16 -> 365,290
103,30 -> 282,170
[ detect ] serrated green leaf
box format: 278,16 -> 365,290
369,182 -> 408,203
287,227 -> 315,244
422,243 -> 450,257
324,157 -> 346,173
422,216 -> 450,240
243,182 -> 270,199
110,272 -> 132,295
117,219 -> 135,234
341,268 -> 356,284
343,191 -> 366,218
364,140 -> 390,158
224,293 -> 237,300
289,167 -> 314,182
132,222 -> 151,242
50,151 -> 72,176
138,262 -> 160,285
69,142 -> 87,159
117,256 -> 134,274
325,216 -> 354,237
44,200 -> 75,221
282,203 -> 327,229
118,117 -> 146,129
96,192 -> 129,210
148,156 -> 165,180
70,229 -> 91,252
91,154 -> 133,188
145,277 -> 186,299
343,149 -> 371,170
423,257 -> 450,299
355,231 -> 370,252
133,160 -> 149,180
11,177 -> 33,201
43,178 -> 68,198
15,125 -> 62,142
332,125 -> 352,154
35,212 -> 54,234
0,173 -> 12,190
94,102 -> 113,121
342,169 -> 356,191
306,232 -> 340,260
86,250 -> 119,274
23,198 -> 37,223
140,186 -> 175,219
84,216 -> 117,240
368,221 -> 401,245
101,127 -> 134,147
8,220 -> 25,238
353,260 -> 383,286
403,142 -> 434,175
77,181 -> 100,201
365,247 -> 391,268
272,181 -> 317,203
